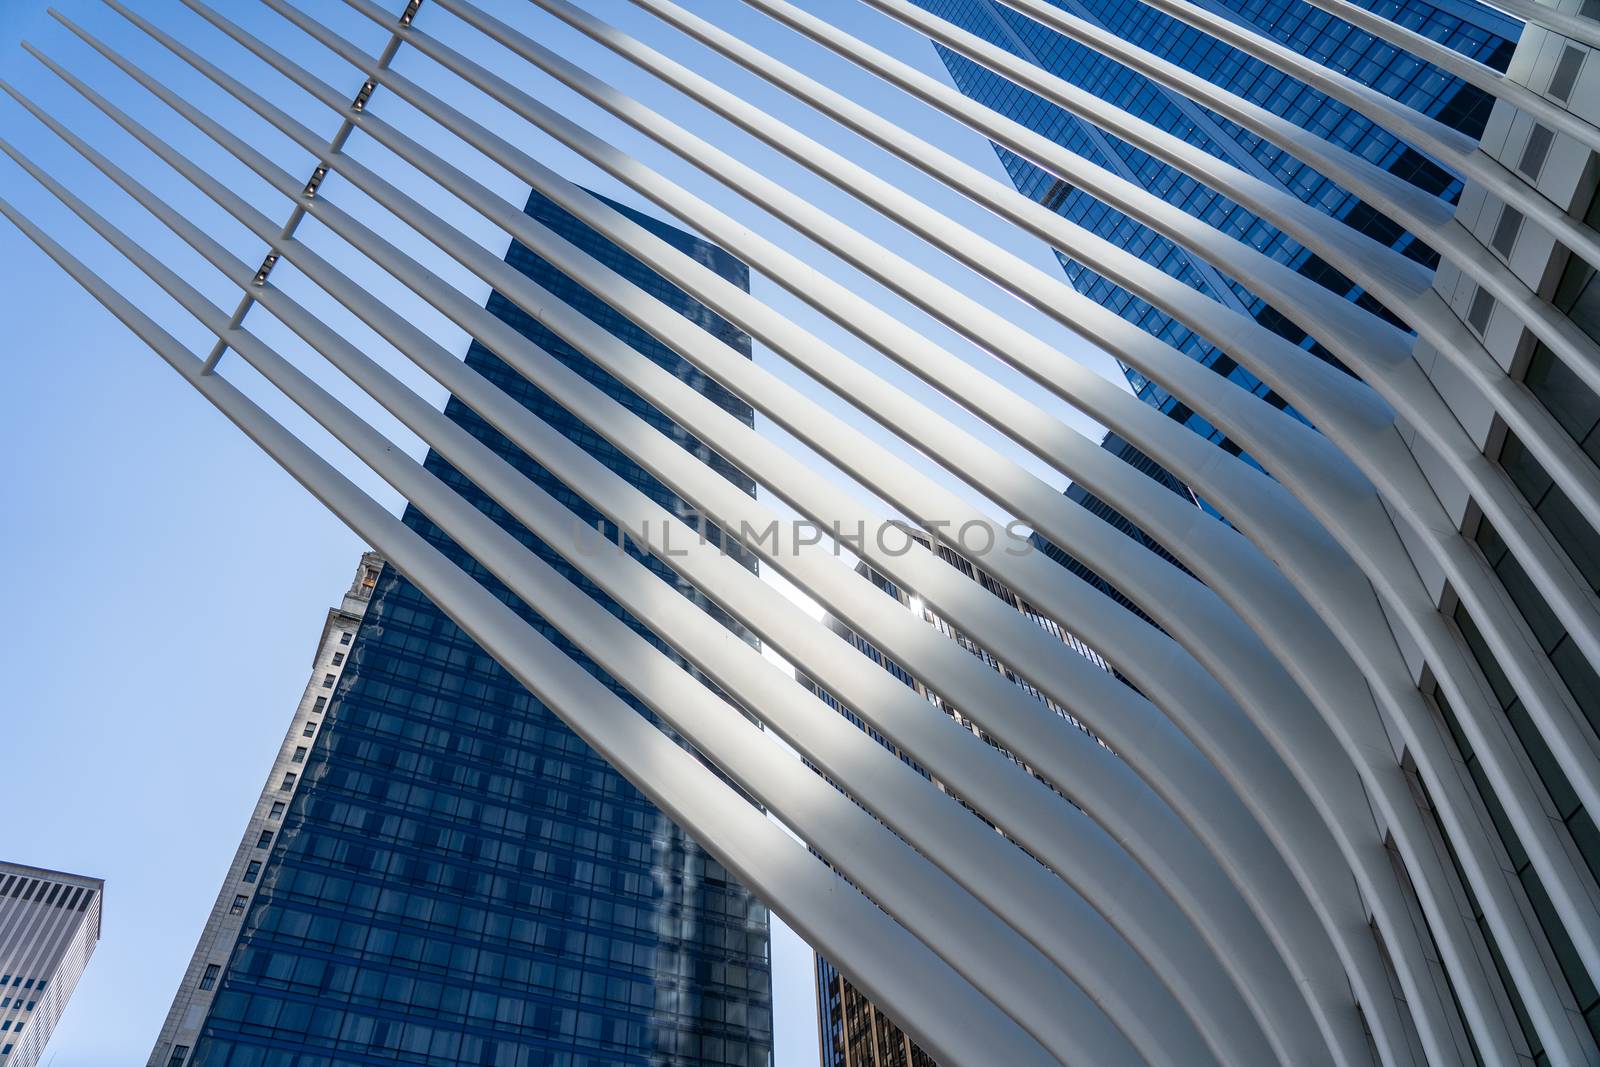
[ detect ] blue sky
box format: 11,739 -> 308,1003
0,0 -> 1120,1062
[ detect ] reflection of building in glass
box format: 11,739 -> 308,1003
0,861 -> 102,1067
164,187 -> 772,1067
800,523 -> 1110,1067
916,0 -> 1517,480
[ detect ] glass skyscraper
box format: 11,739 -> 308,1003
180,188 -> 773,1067
916,0 -> 1519,466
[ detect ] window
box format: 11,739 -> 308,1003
268,801 -> 285,820
1519,124 -> 1554,181
339,631 -> 351,645
1550,45 -> 1585,103
302,722 -> 316,737
1467,285 -> 1495,335
321,674 -> 335,689
255,830 -> 273,849
168,1046 -> 189,1067
280,773 -> 297,790
242,861 -> 261,885
312,697 -> 326,714
292,747 -> 307,764
1491,205 -> 1524,259
332,652 -> 344,666
229,895 -> 247,916
198,965 -> 220,992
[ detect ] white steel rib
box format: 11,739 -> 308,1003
4,0 -> 1600,1063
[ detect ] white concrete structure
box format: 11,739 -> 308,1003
0,862 -> 102,1067
144,553 -> 383,1067
2,0 -> 1599,1063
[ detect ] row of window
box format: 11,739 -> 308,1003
201,987 -> 769,1067
181,627 -> 353,1049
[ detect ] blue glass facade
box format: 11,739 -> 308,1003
187,189 -> 773,1067
916,0 -> 1518,464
